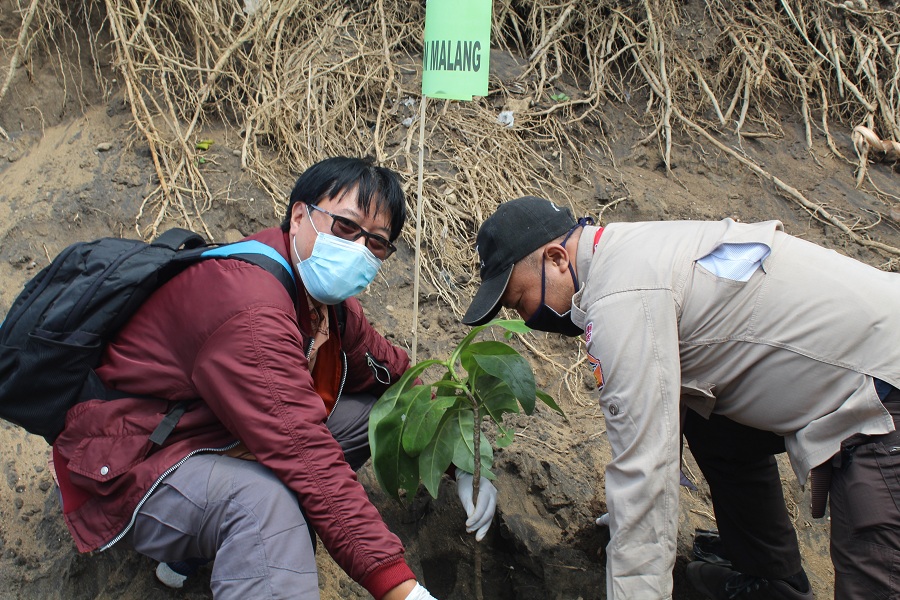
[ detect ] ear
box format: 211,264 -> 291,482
544,243 -> 571,274
290,201 -> 307,222
288,201 -> 307,236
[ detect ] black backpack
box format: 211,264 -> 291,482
0,228 -> 298,444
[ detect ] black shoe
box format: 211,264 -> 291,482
693,529 -> 732,568
686,562 -> 814,600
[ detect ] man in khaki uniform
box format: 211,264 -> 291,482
463,196 -> 900,600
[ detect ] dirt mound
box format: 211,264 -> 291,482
1,0 -> 899,598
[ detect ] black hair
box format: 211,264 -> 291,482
281,156 -> 406,241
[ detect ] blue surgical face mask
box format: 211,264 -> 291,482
293,209 -> 382,304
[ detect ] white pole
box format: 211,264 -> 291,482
411,95 -> 428,364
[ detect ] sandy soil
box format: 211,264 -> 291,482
1,3 -> 899,599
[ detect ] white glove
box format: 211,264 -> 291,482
595,512 -> 610,527
455,467 -> 497,541
404,582 -> 438,600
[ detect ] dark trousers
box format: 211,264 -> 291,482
684,387 -> 900,599
683,409 -> 803,580
830,391 -> 900,599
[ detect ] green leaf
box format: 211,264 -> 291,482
432,379 -> 465,394
485,318 -> 532,334
495,423 -> 516,448
398,454 -> 420,499
369,395 -> 419,500
452,411 -> 494,479
369,360 -> 442,499
459,340 -> 500,376
195,139 -> 214,151
475,374 -> 520,424
549,92 -> 570,102
460,340 -> 519,388
472,351 -> 536,415
418,408 -> 464,498
449,318 -> 527,365
431,372 -> 465,402
398,451 -> 422,498
402,390 -> 457,456
397,359 -> 444,392
463,340 -> 517,358
536,388 -> 565,416
370,360 -> 442,441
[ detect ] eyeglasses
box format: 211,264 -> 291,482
306,203 -> 397,259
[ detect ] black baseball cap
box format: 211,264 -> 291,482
462,196 -> 576,326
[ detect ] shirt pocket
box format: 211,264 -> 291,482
874,434 -> 900,515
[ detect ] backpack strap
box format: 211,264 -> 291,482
154,228 -> 207,251
149,399 -> 194,445
201,240 -> 298,305
147,239 -> 298,446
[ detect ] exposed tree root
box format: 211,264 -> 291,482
1,0 -> 897,312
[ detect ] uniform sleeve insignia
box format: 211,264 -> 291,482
586,350 -> 604,390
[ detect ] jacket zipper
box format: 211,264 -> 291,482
307,336 -> 348,423
326,351 -> 348,423
98,441 -> 240,552
366,351 -> 391,386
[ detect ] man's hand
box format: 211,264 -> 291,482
455,468 -> 497,541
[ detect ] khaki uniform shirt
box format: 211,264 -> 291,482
570,219 -> 899,599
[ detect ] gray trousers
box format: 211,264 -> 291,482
130,392 -> 376,599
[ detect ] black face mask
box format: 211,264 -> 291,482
524,221 -> 587,338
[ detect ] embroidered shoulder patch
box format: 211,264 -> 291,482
587,351 -> 604,390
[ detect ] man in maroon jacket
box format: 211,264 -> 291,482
50,157 -> 496,599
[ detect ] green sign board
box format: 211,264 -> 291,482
422,0 -> 492,100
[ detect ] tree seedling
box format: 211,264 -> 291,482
368,319 -> 562,597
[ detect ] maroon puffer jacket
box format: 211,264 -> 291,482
52,227 -> 415,599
